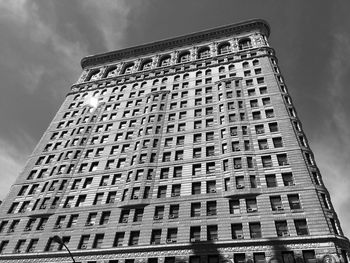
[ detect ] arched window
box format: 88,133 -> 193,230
121,63 -> 134,74
196,71 -> 202,78
141,82 -> 147,88
183,73 -> 189,80
82,92 -> 88,98
197,47 -> 210,59
174,75 -> 180,82
178,51 -> 191,63
242,62 -> 249,69
112,87 -> 118,93
103,65 -> 118,78
162,78 -> 168,84
101,89 -> 107,95
253,60 -> 259,66
132,83 -> 139,89
153,79 -> 159,86
218,42 -> 231,54
219,66 -> 225,74
159,55 -> 171,67
85,69 -> 100,82
205,69 -> 211,76
140,59 -> 152,70
238,38 -> 252,50
73,94 -> 80,101
228,64 -> 235,71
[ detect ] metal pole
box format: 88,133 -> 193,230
62,242 -> 76,263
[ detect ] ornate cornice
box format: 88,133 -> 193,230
81,19 -> 270,69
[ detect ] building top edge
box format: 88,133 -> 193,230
80,19 -> 270,69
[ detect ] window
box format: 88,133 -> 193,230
166,228 -> 178,243
192,164 -> 201,176
207,225 -> 218,241
190,226 -> 201,242
92,234 -> 104,249
234,158 -> 242,169
269,122 -> 278,132
151,229 -> 162,245
134,209 -> 144,222
273,137 -> 283,148
258,139 -> 269,150
275,220 -> 289,237
193,133 -> 201,143
194,121 -> 202,129
277,154 -> 289,166
229,200 -> 240,214
169,204 -> 179,218
282,172 -> 294,186
261,156 -> 273,168
191,203 -> 201,217
175,150 -> 183,160
266,174 -> 277,187
252,111 -> 261,120
249,222 -> 262,238
231,223 -> 243,239
113,232 -> 124,247
207,201 -> 217,216
294,219 -> 309,235
93,193 -> 103,205
206,132 -> 214,141
100,211 -> 111,225
171,184 -> 181,197
288,194 -> 301,210
154,206 -> 164,220
129,231 -> 140,246
270,196 -> 283,211
206,181 -> 216,193
234,254 -> 246,263
173,166 -> 182,178
160,168 -> 169,179
246,198 -> 258,213
193,148 -> 201,158
303,251 -> 316,263
254,253 -> 266,263
206,162 -> 215,174
162,152 -> 171,162
281,252 -> 295,263
157,186 -> 167,198
192,182 -> 201,195
14,239 -> 26,253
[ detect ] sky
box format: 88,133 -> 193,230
0,0 -> 350,236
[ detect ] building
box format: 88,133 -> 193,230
0,19 -> 348,263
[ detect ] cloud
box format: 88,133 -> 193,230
0,0 -> 134,199
0,133 -> 35,200
313,30 -> 350,237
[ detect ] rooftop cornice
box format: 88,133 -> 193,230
81,19 -> 270,69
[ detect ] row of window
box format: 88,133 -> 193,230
17,170 -> 299,201
8,183 -> 307,215
0,218 -> 314,254
45,120 -> 281,168
76,50 -> 268,98
75,58 -> 262,105
84,38 -> 257,82
0,240 -> 326,263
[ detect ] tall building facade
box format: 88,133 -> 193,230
0,19 -> 348,263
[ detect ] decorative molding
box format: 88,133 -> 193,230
69,47 -> 274,95
80,19 -> 270,69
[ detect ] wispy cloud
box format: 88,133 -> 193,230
314,31 -> 350,236
0,0 -> 134,198
0,133 -> 35,200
